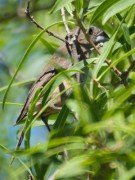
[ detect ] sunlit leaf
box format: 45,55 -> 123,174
49,0 -> 74,14
103,0 -> 135,24
90,0 -> 121,24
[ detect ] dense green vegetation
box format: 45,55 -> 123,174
1,0 -> 135,179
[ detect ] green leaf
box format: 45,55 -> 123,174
65,3 -> 74,16
28,87 -> 42,121
49,0 -> 74,14
105,84 -> 135,118
93,35 -> 115,79
99,47 -> 135,80
0,79 -> 35,93
48,136 -> 85,148
18,159 -> 35,180
40,38 -> 59,54
94,20 -> 124,80
0,144 -> 9,152
103,0 -> 135,24
55,155 -> 89,179
0,101 -> 23,106
90,0 -> 121,24
24,125 -> 31,149
117,13 -> 133,61
53,104 -> 70,131
72,0 -> 83,14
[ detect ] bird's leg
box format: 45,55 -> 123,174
41,116 -> 51,132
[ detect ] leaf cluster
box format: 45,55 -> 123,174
1,0 -> 135,179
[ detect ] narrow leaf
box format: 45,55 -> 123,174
103,0 -> 135,24
90,0 -> 121,24
53,104 -> 70,130
49,0 -> 74,14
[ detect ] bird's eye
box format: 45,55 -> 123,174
89,28 -> 93,35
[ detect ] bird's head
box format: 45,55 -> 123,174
65,26 -> 109,60
89,26 -> 109,44
77,26 -> 109,47
75,26 -> 109,59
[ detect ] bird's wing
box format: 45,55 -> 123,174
16,44 -> 73,124
16,65 -> 56,124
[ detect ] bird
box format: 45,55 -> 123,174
15,26 -> 109,147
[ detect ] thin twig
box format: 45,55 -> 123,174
126,60 -> 135,74
87,173 -> 91,180
61,7 -> 70,34
0,2 -> 55,23
63,148 -> 69,160
65,27 -> 85,83
120,60 -> 135,85
25,1 -> 66,43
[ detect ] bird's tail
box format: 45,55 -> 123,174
10,126 -> 25,165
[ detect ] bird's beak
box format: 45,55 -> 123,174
95,31 -> 109,43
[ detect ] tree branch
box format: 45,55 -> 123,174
61,7 -> 70,34
25,1 -> 66,43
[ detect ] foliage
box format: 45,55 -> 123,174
1,0 -> 135,179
